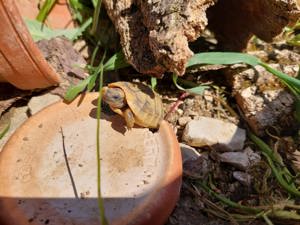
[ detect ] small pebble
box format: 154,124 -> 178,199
177,108 -> 183,116
178,116 -> 192,126
203,92 -> 213,102
244,147 -> 261,164
218,152 -> 250,170
184,98 -> 194,107
180,143 -> 201,163
233,171 -> 252,186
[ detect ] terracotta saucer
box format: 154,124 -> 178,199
0,93 -> 182,225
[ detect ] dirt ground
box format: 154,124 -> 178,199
1,32 -> 299,224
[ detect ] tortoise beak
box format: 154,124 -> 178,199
101,87 -> 108,97
101,87 -> 110,104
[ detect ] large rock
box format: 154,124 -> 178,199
227,63 -> 298,136
182,117 -> 246,151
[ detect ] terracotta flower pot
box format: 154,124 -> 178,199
0,93 -> 182,225
0,0 -> 60,90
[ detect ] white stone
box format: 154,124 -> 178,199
182,117 -> 246,151
203,91 -> 213,102
28,94 -> 61,115
176,108 -> 183,116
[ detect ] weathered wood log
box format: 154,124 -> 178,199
103,0 -> 299,76
137,0 -> 216,75
103,0 -> 216,76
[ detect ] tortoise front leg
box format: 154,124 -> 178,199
123,108 -> 135,129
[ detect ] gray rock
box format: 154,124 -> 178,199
233,171 -> 252,186
180,143 -> 201,164
182,117 -> 246,151
218,152 -> 250,170
28,94 -> 61,115
244,147 -> 261,164
184,152 -> 213,178
218,147 -> 261,171
0,106 -> 28,150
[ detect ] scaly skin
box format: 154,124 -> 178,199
102,86 -> 136,128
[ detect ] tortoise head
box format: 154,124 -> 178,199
102,86 -> 126,108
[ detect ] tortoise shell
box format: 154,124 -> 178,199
107,82 -> 164,128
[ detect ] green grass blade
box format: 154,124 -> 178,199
103,51 -> 130,71
96,50 -> 109,225
70,17 -> 93,41
69,0 -> 86,23
186,86 -> 208,95
25,19 -> 91,41
151,77 -> 157,90
25,19 -> 54,41
187,52 -> 261,68
91,0 -> 98,8
87,73 -> 98,91
88,50 -> 107,91
172,74 -> 208,95
64,76 -> 93,101
65,50 -> 108,101
249,132 -> 300,197
36,0 -> 56,22
287,34 -> 300,47
259,62 -> 300,94
0,122 -> 10,140
91,41 -> 101,67
197,180 -> 262,214
90,0 -> 102,36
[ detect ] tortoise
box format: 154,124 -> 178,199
102,81 -> 164,129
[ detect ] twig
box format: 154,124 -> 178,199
164,92 -> 190,120
60,127 -> 78,198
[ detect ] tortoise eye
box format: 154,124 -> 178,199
113,95 -> 120,100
